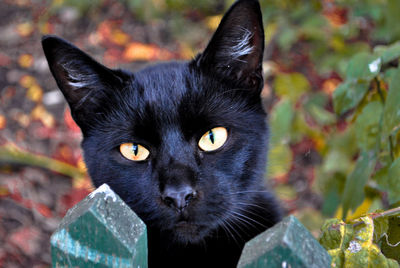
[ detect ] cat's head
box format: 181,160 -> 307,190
42,0 -> 276,244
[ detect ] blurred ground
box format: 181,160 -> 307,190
0,1 -> 191,266
1,0 -> 395,266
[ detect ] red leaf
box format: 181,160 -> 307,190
59,188 -> 91,216
8,227 -> 41,255
34,203 -> 53,218
64,107 -> 80,133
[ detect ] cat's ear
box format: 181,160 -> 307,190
194,0 -> 264,89
42,35 -> 126,132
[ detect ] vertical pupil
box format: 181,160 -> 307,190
132,143 -> 138,155
208,130 -> 215,144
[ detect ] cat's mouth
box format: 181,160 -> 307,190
173,221 -> 208,243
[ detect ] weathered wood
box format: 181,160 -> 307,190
237,215 -> 331,268
51,184 -> 147,268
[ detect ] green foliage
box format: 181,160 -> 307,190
274,72 -> 311,102
335,44 -> 400,217
381,216 -> 400,263
124,0 -> 223,20
265,0 -> 400,222
341,151 -> 376,219
333,80 -> 370,116
319,214 -> 400,267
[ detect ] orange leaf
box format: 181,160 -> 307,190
26,84 -> 43,102
31,105 -> 55,128
111,29 -> 130,45
97,20 -> 130,46
77,156 -> 87,173
64,107 -> 81,133
39,22 -> 53,34
322,78 -> 341,95
35,203 -> 53,218
0,186 -> 9,197
15,112 -> 30,128
19,75 -> 37,88
123,42 -> 174,61
16,22 -> 34,37
0,115 -> 6,130
206,15 -> 222,30
18,54 -> 34,68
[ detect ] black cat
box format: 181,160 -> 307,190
42,0 -> 282,267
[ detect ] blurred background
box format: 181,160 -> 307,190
1,0 -> 400,266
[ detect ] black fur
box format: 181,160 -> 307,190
42,0 -> 282,267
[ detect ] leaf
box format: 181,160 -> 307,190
333,79 -> 370,115
387,158 -> 400,204
274,72 -> 311,102
269,99 -> 294,145
320,214 -> 400,268
382,68 -> 400,138
31,105 -> 55,128
373,165 -> 400,205
64,108 -> 81,134
206,15 -> 222,30
344,244 -> 399,268
18,54 -> 34,68
319,218 -> 348,250
322,150 -> 352,174
328,248 -> 344,268
344,217 -> 399,268
0,114 -> 6,130
26,84 -> 43,103
346,52 -> 381,81
355,101 -> 383,151
353,216 -> 375,247
342,151 -> 376,219
16,22 -> 34,37
19,75 -> 37,88
307,104 -> 337,125
373,213 -> 389,244
347,198 -> 373,221
267,143 -> 293,178
381,216 -> 400,264
376,42 -> 400,64
277,27 -> 298,51
123,42 -> 174,61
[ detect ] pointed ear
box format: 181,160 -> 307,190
42,35 -> 127,132
194,0 -> 264,89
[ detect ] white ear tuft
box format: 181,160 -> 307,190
61,62 -> 98,89
229,27 -> 254,61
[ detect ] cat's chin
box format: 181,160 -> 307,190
172,221 -> 209,244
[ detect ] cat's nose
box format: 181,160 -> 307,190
162,185 -> 196,211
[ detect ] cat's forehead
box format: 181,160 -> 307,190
133,62 -> 189,104
121,62 -> 198,133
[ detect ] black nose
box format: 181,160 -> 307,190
162,185 -> 196,211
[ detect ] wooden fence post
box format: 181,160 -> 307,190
237,215 -> 331,268
50,184 -> 147,267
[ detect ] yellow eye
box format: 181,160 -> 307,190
198,127 -> 228,152
120,143 -> 150,161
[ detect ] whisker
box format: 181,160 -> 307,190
231,209 -> 268,229
227,190 -> 270,195
235,201 -> 266,211
219,219 -> 241,247
222,216 -> 244,243
215,205 -> 250,242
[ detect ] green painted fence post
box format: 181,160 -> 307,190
51,184 -> 147,268
237,215 -> 331,268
